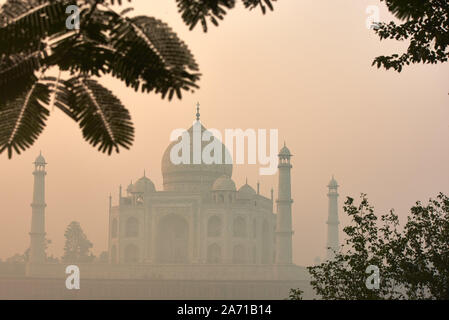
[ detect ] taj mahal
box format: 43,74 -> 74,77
22,107 -> 340,299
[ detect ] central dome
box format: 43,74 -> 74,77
161,120 -> 232,193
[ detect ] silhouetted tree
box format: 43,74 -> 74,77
294,193 -> 449,300
62,221 -> 94,263
373,0 -> 448,71
288,288 -> 304,300
0,0 -> 277,158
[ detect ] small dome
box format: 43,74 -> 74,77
328,176 -> 338,188
237,183 -> 256,199
35,152 -> 46,164
132,175 -> 156,193
279,143 -> 291,157
126,181 -> 134,193
212,175 -> 236,191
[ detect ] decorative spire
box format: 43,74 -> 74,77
257,181 -> 260,194
144,169 -> 146,177
196,102 -> 200,121
245,177 -> 248,184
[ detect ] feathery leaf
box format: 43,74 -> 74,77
61,76 -> 134,155
0,80 -> 51,158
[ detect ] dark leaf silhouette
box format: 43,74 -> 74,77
0,0 -> 277,158
57,76 -> 135,155
0,81 -> 51,158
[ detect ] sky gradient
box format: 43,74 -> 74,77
0,0 -> 448,266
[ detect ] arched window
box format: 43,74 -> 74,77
219,194 -> 224,203
124,244 -> 139,263
228,194 -> 233,203
233,216 -> 247,238
233,244 -> 246,264
207,216 -> 222,237
207,243 -> 221,263
126,217 -> 139,237
111,218 -> 118,238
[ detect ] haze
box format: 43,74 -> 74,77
0,0 -> 448,267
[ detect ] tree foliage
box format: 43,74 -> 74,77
303,193 -> 449,300
288,288 -> 304,300
0,0 -> 277,158
373,0 -> 449,71
62,221 -> 94,263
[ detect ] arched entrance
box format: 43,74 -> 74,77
156,214 -> 189,263
261,220 -> 270,264
207,243 -> 221,263
124,244 -> 139,263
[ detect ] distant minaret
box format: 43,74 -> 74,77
326,176 -> 339,260
275,143 -> 293,264
29,152 -> 47,263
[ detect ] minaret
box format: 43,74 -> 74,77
29,152 -> 47,263
326,176 -> 339,260
275,143 -> 293,264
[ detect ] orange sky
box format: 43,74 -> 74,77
0,0 -> 448,266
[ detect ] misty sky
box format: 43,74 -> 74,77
0,0 -> 448,266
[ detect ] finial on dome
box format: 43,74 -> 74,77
245,177 -> 248,184
328,175 -> 338,188
196,102 -> 200,121
144,169 -> 146,177
34,151 -> 46,165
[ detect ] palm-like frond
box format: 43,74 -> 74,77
1,0 -> 273,158
57,76 -> 134,155
0,0 -> 71,55
106,13 -> 200,99
0,81 -> 51,158
0,52 -> 43,103
108,15 -> 200,99
176,0 -> 236,32
382,0 -> 428,20
242,0 -> 275,13
175,0 -> 276,32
